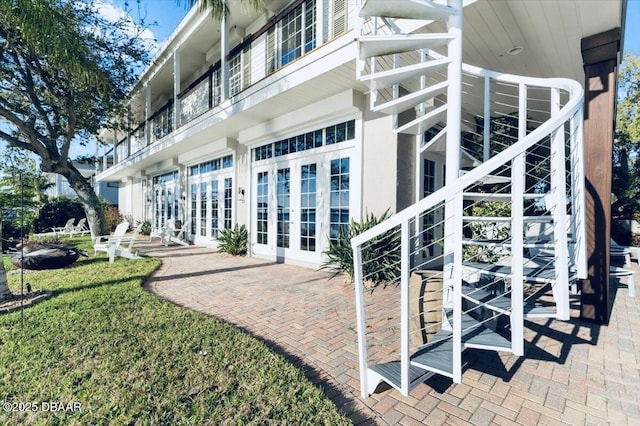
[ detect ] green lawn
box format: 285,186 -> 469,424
0,238 -> 349,425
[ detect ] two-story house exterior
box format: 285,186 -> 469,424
96,0 -> 626,272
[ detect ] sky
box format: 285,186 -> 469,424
111,0 -> 190,52
624,0 -> 640,55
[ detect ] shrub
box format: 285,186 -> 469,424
136,220 -> 152,236
218,224 -> 248,255
320,210 -> 400,284
1,220 -> 25,252
33,197 -> 85,233
104,206 -> 123,231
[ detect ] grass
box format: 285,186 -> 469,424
0,237 -> 350,425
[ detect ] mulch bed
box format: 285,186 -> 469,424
0,290 -> 52,314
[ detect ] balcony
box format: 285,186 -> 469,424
101,0 -> 357,176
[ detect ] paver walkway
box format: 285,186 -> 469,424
139,241 -> 640,425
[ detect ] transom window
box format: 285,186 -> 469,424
253,120 -> 355,161
189,154 -> 233,176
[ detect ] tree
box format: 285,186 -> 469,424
180,0 -> 263,20
612,53 -> 640,220
0,0 -> 150,236
0,148 -> 52,213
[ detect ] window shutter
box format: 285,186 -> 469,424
266,27 -> 276,73
242,47 -> 251,90
332,0 -> 347,38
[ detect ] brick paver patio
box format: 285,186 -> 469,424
139,241 -> 640,425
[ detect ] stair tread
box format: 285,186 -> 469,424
368,361 -> 436,391
463,192 -> 545,201
359,0 -> 458,21
463,216 -> 553,223
359,58 -> 451,89
464,261 -> 556,283
462,284 -> 512,313
411,312 -> 511,375
395,103 -> 447,134
373,81 -> 448,115
461,239 -> 573,249
359,34 -> 454,58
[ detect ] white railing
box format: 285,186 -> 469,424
352,67 -> 584,396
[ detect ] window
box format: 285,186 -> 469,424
229,48 -> 251,96
277,168 -> 290,248
223,178 -> 233,229
190,183 -> 197,234
281,5 -> 302,66
266,0 -> 316,73
300,163 -> 317,251
211,180 -> 219,238
257,172 -> 269,244
252,120 -> 355,162
228,54 -> 242,96
200,182 -> 207,237
330,158 -> 350,244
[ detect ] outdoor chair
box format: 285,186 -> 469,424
69,218 -> 90,236
149,226 -> 165,242
51,218 -> 76,236
610,238 -> 640,267
163,219 -> 189,247
610,265 -> 635,297
94,221 -> 142,263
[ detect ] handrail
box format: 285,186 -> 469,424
351,72 -> 583,248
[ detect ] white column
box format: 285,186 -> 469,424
220,1 -> 229,100
145,84 -> 152,146
173,50 -> 181,127
445,0 -> 462,184
113,130 -> 118,164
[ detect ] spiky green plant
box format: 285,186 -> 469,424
321,210 -> 401,284
217,224 -> 248,256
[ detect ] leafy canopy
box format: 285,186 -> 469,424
612,53 -> 640,220
0,0 -> 150,170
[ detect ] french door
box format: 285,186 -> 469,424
190,172 -> 233,244
252,153 -> 351,265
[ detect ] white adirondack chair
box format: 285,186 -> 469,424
94,222 -> 142,263
51,218 -> 76,236
163,219 -> 189,247
70,218 -> 90,236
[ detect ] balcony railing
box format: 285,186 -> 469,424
107,0 -> 355,168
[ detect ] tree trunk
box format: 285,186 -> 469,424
0,216 -> 13,302
58,164 -> 109,237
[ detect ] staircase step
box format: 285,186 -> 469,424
359,0 -> 458,21
524,305 -> 558,318
462,282 -> 561,319
464,261 -> 556,284
395,103 -> 447,134
411,312 -> 512,375
462,283 -> 512,315
459,170 -> 510,185
463,192 -> 545,202
461,239 -> 565,250
373,81 -> 449,115
359,58 -> 451,89
463,216 -> 553,223
368,361 -> 435,394
359,34 -> 455,59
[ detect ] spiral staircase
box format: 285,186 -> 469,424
351,0 -> 586,397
